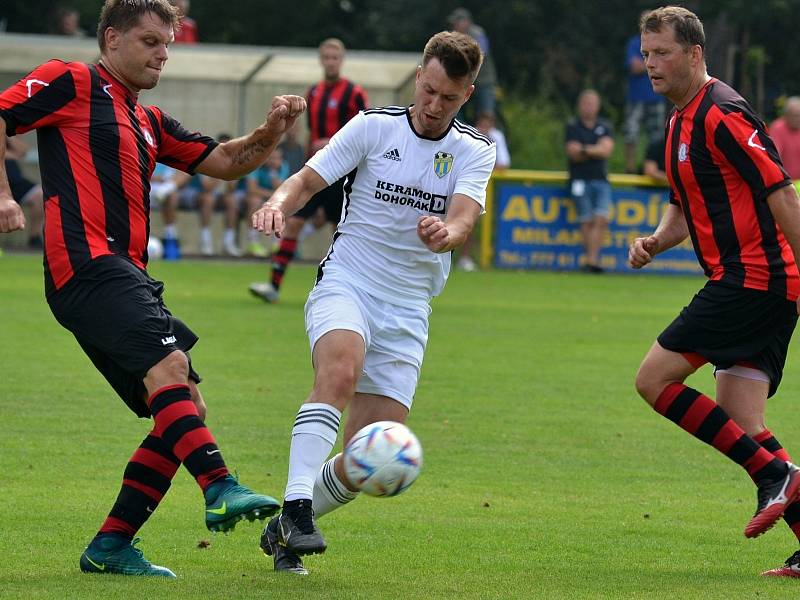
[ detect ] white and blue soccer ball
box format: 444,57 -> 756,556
343,421 -> 422,497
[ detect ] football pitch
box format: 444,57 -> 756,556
3,254 -> 800,599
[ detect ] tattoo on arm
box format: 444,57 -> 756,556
232,139 -> 270,166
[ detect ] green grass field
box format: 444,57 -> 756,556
3,254 -> 800,599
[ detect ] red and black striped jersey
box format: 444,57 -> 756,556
306,78 -> 367,148
665,78 -> 800,300
0,60 -> 217,296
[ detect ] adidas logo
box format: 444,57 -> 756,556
382,148 -> 402,161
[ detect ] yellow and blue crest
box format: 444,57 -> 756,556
433,151 -> 454,178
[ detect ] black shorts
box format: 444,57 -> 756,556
294,176 -> 345,222
5,159 -> 36,203
47,255 -> 201,418
657,281 -> 798,397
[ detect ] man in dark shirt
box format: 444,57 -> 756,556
629,7 -> 800,576
0,0 -> 305,578
642,134 -> 667,184
565,89 -> 614,273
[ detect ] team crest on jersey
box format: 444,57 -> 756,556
143,129 -> 154,147
433,152 -> 453,178
678,142 -> 688,162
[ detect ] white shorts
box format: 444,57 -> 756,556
304,277 -> 429,409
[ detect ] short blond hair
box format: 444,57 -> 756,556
319,38 -> 345,53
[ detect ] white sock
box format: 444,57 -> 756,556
284,403 -> 341,501
223,228 -> 235,245
248,228 -> 260,243
164,224 -> 177,239
313,454 -> 358,518
200,227 -> 212,244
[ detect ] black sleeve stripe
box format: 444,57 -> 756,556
714,120 -> 773,202
158,110 -> 218,173
2,70 -> 76,135
186,143 -> 217,174
453,120 -> 492,146
753,180 -> 789,297
161,112 -> 198,143
364,106 -> 406,116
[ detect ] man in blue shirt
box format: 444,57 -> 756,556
623,19 -> 665,173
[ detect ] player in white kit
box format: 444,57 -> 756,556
252,31 -> 496,575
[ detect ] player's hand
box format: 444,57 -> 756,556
252,202 -> 285,238
0,194 -> 26,233
265,95 -> 306,135
628,235 -> 659,269
417,215 -> 450,253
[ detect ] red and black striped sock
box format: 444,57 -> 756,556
654,383 -> 786,483
148,384 -> 229,491
98,432 -> 180,538
270,238 -> 298,291
753,430 -> 800,542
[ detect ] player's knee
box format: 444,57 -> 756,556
190,383 -> 207,421
149,350 -> 190,385
634,368 -> 660,406
194,398 -> 207,421
316,361 -> 359,400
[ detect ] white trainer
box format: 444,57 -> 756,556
249,281 -> 280,303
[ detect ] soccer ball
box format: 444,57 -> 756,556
343,421 -> 422,497
147,236 -> 163,260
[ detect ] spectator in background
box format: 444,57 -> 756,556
5,136 -> 44,248
623,13 -> 665,173
181,132 -> 244,257
642,134 -> 668,185
455,111 -> 509,272
151,163 -> 191,260
770,97 -> 800,180
52,6 -> 87,37
245,148 -> 290,256
475,112 -> 510,169
448,7 -> 498,120
194,173 -> 231,256
566,89 -> 614,273
214,133 -> 246,257
249,37 -> 367,303
170,0 -> 198,44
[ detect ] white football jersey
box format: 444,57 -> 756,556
306,106 -> 496,307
